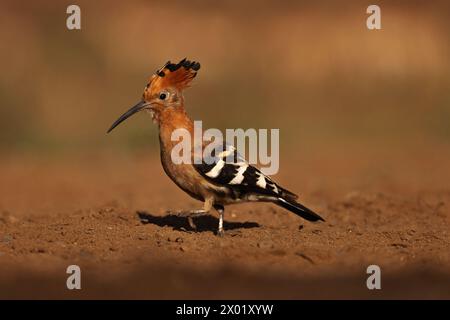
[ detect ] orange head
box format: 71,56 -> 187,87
107,58 -> 200,133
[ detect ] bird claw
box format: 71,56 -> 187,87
187,217 -> 197,230
167,210 -> 207,218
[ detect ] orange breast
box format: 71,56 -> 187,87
157,108 -> 228,203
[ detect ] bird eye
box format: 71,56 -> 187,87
159,92 -> 168,100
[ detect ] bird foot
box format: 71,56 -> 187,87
167,210 -> 209,231
167,209 -> 208,218
187,217 -> 197,230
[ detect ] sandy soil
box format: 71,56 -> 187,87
0,147 -> 449,299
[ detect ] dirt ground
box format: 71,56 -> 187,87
0,146 -> 449,299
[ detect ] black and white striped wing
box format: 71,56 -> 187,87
193,144 -> 297,200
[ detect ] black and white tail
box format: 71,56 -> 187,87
276,197 -> 324,222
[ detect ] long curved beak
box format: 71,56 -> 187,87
107,100 -> 149,133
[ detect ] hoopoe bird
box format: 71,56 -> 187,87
108,58 -> 324,236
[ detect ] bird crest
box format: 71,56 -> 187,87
147,58 -> 200,93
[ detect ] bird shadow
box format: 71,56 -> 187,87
136,211 -> 260,234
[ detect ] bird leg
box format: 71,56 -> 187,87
214,204 -> 225,237
171,209 -> 208,218
167,198 -> 214,230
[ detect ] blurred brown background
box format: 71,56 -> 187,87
0,0 -> 449,299
1,0 -> 449,155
